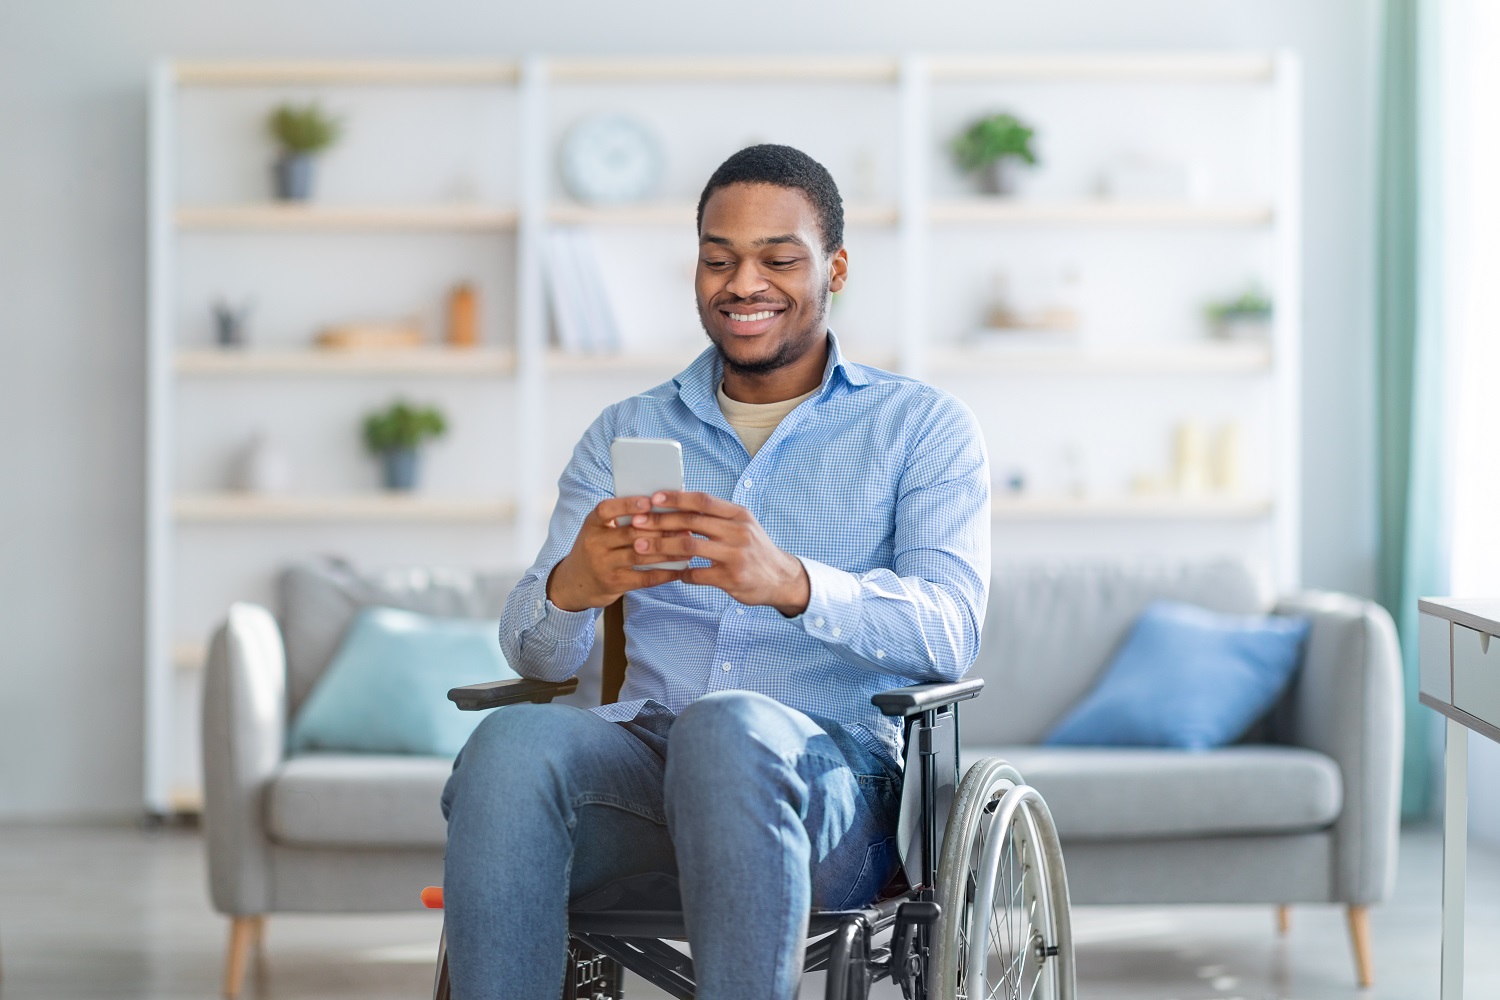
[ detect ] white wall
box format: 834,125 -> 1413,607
0,0 -> 1379,819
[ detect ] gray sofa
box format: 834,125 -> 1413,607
202,557 -> 1400,994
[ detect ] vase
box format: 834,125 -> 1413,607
381,448 -> 421,491
234,432 -> 291,493
979,158 -> 1019,196
274,152 -> 316,201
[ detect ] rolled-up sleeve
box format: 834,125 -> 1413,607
498,410 -> 617,681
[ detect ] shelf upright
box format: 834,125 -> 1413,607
514,56 -> 550,559
144,59 -> 177,817
1271,50 -> 1304,592
897,53 -> 931,380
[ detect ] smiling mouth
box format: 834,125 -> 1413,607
725,309 -> 782,323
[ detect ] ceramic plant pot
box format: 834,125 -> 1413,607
380,447 -> 421,491
274,152 -> 316,201
979,158 -> 1019,196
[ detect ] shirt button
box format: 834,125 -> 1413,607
814,617 -> 825,627
742,478 -> 754,489
736,607 -> 746,616
535,600 -> 544,611
875,650 -> 885,659
722,662 -> 732,672
832,627 -> 842,638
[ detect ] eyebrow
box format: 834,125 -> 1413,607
700,233 -> 809,250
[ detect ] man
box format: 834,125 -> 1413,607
442,144 -> 990,1000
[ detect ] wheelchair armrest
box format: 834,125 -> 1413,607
448,677 -> 579,711
871,678 -> 984,717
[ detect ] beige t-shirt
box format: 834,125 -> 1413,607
717,383 -> 819,458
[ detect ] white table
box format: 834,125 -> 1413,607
1419,598 -> 1500,1000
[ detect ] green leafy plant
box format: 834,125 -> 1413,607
362,400 -> 447,453
267,102 -> 343,155
1205,287 -> 1274,323
951,112 -> 1038,172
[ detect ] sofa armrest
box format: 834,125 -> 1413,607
1272,590 -> 1403,905
201,602 -> 287,915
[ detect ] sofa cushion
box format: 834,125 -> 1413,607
1042,601 -> 1311,750
278,558 -> 604,716
287,606 -> 518,757
966,744 -> 1342,840
963,559 -> 1265,745
267,753 -> 452,848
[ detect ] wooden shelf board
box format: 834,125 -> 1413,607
928,199 -> 1273,226
993,495 -> 1273,520
548,55 -> 900,83
174,494 -> 517,523
173,641 -> 207,672
927,342 -> 1272,375
169,787 -> 204,815
173,60 -> 520,86
548,201 -> 897,227
546,350 -> 702,372
175,347 -> 515,376
175,204 -> 518,231
929,52 -> 1276,83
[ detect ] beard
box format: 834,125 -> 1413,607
700,291 -> 830,378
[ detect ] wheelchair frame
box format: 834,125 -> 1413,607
430,673 -> 1072,1000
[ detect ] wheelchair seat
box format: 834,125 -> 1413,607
427,599 -> 1076,1000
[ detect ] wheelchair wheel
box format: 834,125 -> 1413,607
931,758 -> 1074,999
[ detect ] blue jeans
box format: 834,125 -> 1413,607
440,690 -> 902,1000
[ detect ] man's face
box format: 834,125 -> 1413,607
695,182 -> 848,376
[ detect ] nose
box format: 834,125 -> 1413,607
724,258 -> 770,300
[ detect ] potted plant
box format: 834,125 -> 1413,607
951,112 -> 1038,196
267,101 -> 343,201
1205,286 -> 1274,340
362,400 -> 447,491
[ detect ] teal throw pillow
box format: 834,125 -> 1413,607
1043,600 -> 1310,751
287,605 -> 516,757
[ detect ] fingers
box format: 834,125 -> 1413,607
649,491 -> 747,521
630,531 -> 734,564
593,495 -> 655,527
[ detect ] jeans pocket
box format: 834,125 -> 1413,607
836,836 -> 898,910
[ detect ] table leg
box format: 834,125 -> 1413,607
1442,717 -> 1469,1000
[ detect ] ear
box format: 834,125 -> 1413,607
828,246 -> 849,293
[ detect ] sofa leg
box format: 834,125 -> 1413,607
1346,904 -> 1374,988
1276,905 -> 1290,936
224,915 -> 260,998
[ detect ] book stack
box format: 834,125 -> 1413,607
544,227 -> 622,354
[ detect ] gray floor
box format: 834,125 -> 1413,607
0,822 -> 1495,999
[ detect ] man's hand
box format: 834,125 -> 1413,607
624,491 -> 811,617
546,496 -> 685,612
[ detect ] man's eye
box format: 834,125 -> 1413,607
768,258 -> 801,267
701,259 -> 732,269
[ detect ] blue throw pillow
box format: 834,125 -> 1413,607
1042,600 -> 1311,751
287,606 -> 517,757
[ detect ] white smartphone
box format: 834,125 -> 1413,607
610,437 -> 690,571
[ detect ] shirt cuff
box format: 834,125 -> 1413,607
515,592 -> 596,648
796,556 -> 862,646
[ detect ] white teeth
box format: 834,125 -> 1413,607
727,310 -> 778,322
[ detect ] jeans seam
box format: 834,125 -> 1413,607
571,793 -> 667,826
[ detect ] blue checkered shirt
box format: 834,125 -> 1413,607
500,332 -> 991,765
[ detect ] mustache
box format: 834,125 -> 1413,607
715,297 -> 787,309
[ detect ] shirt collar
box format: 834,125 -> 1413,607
674,329 -> 868,422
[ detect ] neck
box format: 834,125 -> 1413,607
720,334 -> 829,404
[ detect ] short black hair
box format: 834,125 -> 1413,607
696,144 -> 844,255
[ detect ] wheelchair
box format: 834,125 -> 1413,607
425,604 -> 1075,1000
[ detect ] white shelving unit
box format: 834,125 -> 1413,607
146,52 -> 1302,815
